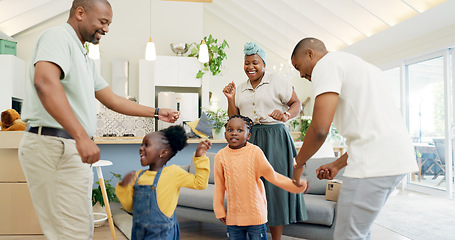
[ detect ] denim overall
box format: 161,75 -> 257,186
131,168 -> 180,240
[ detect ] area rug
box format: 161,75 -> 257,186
375,190 -> 455,240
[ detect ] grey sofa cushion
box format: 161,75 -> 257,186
189,152 -> 216,184
302,194 -> 337,226
178,184 -> 215,211
303,157 -> 344,195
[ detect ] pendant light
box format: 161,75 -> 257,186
198,39 -> 209,63
145,0 -> 156,61
198,2 -> 209,64
145,37 -> 156,61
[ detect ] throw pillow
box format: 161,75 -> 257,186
195,111 -> 214,137
186,119 -> 209,138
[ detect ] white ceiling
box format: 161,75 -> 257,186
0,0 -> 448,60
204,0 -> 447,60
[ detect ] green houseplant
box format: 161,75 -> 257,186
204,108 -> 228,139
289,118 -> 300,132
298,116 -> 312,141
328,123 -> 344,146
188,35 -> 229,79
92,172 -> 122,207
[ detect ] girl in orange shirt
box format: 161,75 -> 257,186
213,115 -> 307,239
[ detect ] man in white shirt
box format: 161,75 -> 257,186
290,37 -> 418,240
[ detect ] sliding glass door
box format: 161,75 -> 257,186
404,51 -> 453,197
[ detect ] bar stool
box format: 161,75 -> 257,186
92,160 -> 117,240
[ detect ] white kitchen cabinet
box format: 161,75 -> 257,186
139,56 -> 209,117
0,55 -> 25,112
153,55 -> 201,87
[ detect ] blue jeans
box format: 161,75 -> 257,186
227,224 -> 268,240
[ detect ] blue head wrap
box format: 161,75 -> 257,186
244,42 -> 267,66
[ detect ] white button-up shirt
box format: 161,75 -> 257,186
235,72 -> 293,125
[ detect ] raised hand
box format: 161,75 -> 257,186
195,139 -> 212,157
223,81 -> 236,100
119,171 -> 136,186
158,108 -> 180,123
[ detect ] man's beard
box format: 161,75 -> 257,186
89,30 -> 104,44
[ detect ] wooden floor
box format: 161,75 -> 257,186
0,218 -> 299,240
0,220 -> 407,240
0,224 -> 128,240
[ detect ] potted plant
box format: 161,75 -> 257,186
92,172 -> 122,227
298,116 -> 312,141
328,123 -> 344,146
188,35 -> 229,79
204,108 -> 228,139
287,118 -> 301,141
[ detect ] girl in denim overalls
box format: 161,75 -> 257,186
116,126 -> 212,240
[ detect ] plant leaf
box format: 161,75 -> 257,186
196,70 -> 204,79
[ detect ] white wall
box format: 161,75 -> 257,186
342,0 -> 455,69
13,0 -> 203,99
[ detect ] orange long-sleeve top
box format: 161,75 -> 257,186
213,143 -> 305,226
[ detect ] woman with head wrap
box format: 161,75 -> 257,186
222,42 -> 307,239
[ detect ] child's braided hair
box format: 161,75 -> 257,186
225,114 -> 253,131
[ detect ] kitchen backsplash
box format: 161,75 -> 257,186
95,105 -> 155,137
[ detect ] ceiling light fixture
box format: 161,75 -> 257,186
145,0 -> 156,61
198,2 -> 209,64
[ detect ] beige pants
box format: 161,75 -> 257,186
18,132 -> 94,240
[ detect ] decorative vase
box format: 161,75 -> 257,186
212,127 -> 225,140
290,131 -> 302,141
92,202 -> 108,228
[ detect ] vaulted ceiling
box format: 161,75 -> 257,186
0,0 -> 448,60
204,0 -> 448,60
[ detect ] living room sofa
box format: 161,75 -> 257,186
176,153 -> 344,240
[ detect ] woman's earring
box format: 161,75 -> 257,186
159,154 -> 163,158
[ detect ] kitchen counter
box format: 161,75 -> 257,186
94,137 -> 227,144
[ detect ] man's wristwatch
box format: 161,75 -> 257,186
284,111 -> 291,119
154,108 -> 160,118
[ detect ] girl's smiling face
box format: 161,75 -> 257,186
225,117 -> 251,149
139,133 -> 165,167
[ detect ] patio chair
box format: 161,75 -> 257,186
432,138 -> 446,185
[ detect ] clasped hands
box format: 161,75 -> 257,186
292,159 -> 340,187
